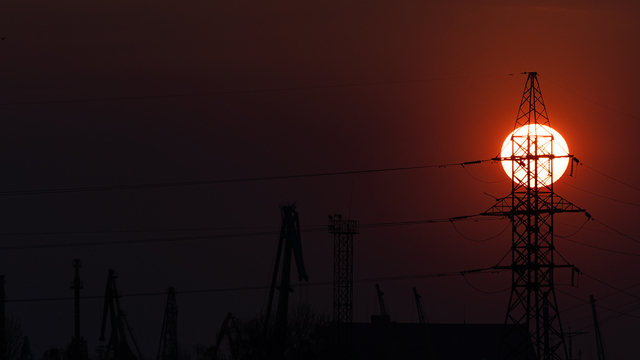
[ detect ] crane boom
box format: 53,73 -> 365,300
212,313 -> 237,360
98,270 -> 141,360
375,284 -> 387,317
264,204 -> 309,358
413,287 -> 427,324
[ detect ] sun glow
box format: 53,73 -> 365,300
500,124 -> 570,188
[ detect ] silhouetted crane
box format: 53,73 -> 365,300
264,204 -> 309,358
212,313 -> 238,360
376,284 -> 387,317
97,270 -> 142,360
412,287 -> 427,324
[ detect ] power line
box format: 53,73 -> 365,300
540,75 -> 640,121
461,164 -> 508,184
556,220 -> 640,239
582,164 -> 640,192
0,159 -> 495,197
461,273 -> 511,294
0,214 -> 496,250
5,267 -> 505,303
557,236 -> 640,257
0,74 -> 508,107
557,288 -> 640,321
593,218 -> 640,245
449,219 -> 510,243
581,272 -> 640,302
556,217 -> 591,238
0,226 -> 282,237
558,180 -> 640,207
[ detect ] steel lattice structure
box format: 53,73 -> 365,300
484,72 -> 585,360
157,287 -> 178,360
328,217 -> 359,360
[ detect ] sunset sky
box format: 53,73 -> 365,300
2,0 -> 640,358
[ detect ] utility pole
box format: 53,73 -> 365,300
68,259 -> 88,360
483,72 -> 586,360
0,276 -> 5,360
412,287 -> 427,324
157,287 -> 178,360
564,327 -> 587,360
329,214 -> 358,360
73,260 -> 82,341
590,295 -> 606,360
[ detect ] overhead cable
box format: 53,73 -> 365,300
5,267 -> 505,303
558,181 -> 640,207
582,164 -> 640,192
0,213 -> 496,250
0,159 -> 495,197
0,74 -> 509,107
540,75 -> 640,121
557,236 -> 640,257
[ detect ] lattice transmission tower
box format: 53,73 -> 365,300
483,72 -> 586,360
328,214 -> 358,360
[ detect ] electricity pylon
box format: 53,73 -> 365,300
329,215 -> 358,360
483,72 -> 586,360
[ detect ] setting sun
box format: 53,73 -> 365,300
500,124 -> 570,187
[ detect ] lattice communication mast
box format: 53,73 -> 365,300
157,287 -> 178,360
483,72 -> 585,360
328,214 -> 358,360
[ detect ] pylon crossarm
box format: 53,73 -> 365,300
492,154 -> 575,162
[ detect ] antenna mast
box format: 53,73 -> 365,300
68,259 -> 88,360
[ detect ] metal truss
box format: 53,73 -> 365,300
484,73 -> 585,360
329,218 -> 359,360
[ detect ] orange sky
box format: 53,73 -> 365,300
2,1 -> 640,358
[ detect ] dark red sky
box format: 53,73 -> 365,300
2,0 -> 640,358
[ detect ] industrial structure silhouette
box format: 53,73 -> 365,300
0,74 -> 615,360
